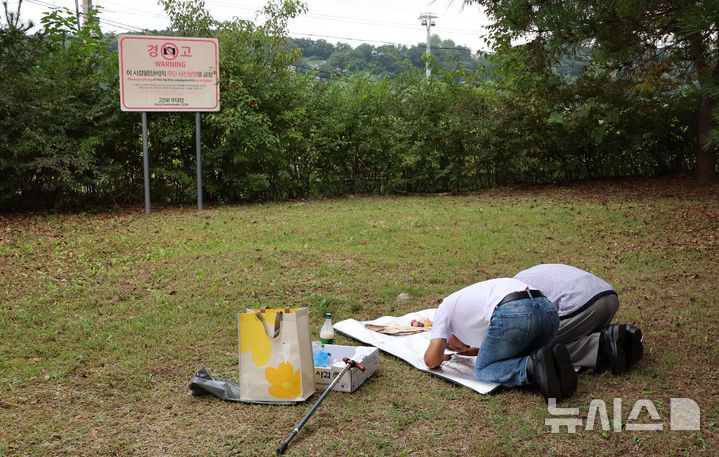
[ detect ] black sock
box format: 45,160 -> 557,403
596,332 -> 610,368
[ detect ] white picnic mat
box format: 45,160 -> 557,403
334,308 -> 499,394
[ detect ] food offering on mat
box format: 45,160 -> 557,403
364,324 -> 428,335
364,316 -> 432,335
411,318 -> 432,328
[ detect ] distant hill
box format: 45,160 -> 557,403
287,36 -> 590,81
287,35 -> 486,79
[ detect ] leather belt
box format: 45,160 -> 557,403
496,289 -> 545,307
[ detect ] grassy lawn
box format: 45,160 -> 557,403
2,177 -> 718,456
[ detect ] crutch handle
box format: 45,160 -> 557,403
342,357 -> 366,371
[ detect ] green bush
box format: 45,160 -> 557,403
0,8 -> 137,209
0,1 -> 699,211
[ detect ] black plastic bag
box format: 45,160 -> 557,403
189,368 -> 297,405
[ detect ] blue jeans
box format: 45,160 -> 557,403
474,297 -> 559,386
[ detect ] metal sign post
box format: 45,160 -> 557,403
142,112 -> 150,214
196,112 -> 203,211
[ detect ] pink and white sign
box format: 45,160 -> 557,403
118,35 -> 220,111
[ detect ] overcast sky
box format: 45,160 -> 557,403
7,0 -> 493,52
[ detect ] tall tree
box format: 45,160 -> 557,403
3,0 -> 33,32
465,0 -> 718,182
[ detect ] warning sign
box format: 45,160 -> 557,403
118,35 -> 220,111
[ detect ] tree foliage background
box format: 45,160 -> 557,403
0,0 -> 707,210
464,0 -> 716,182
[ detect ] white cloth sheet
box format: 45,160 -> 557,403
334,308 -> 499,394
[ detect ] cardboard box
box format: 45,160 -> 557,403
313,343 -> 379,392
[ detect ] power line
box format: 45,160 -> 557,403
332,0 -> 480,23
305,11 -> 483,36
18,0 -> 485,51
94,14 -> 147,32
24,0 -> 147,31
96,0 -> 167,20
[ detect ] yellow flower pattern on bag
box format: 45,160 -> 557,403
265,361 -> 302,399
239,313 -> 273,367
238,308 -> 311,402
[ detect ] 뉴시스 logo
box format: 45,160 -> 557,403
546,397 -> 701,433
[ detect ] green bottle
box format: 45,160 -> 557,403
319,313 -> 334,344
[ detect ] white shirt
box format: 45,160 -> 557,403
430,278 -> 531,348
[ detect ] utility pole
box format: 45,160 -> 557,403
74,0 -> 81,31
82,0 -> 100,37
82,0 -> 92,26
419,12 -> 437,78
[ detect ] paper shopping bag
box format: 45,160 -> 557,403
238,307 -> 315,403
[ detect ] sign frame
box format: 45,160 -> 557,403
118,34 -> 220,112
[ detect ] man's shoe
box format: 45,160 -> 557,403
623,324 -> 644,368
528,346 -> 562,400
552,344 -> 577,399
599,324 -> 626,375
